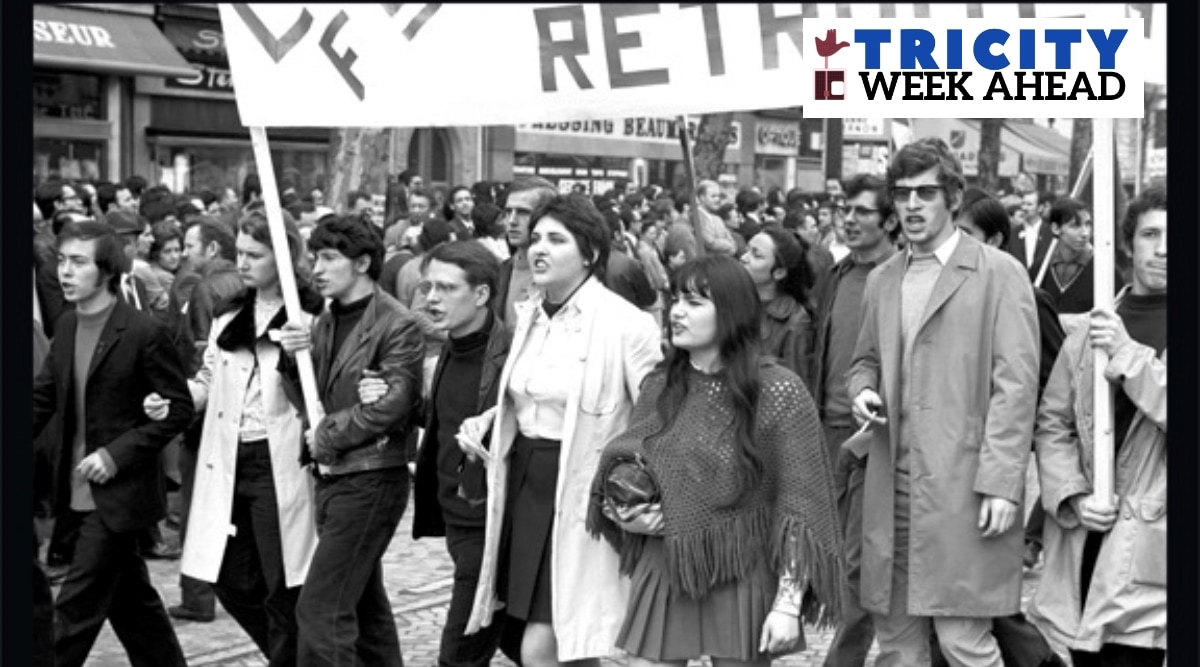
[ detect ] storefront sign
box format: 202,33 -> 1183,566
163,23 -> 237,93
843,118 -> 886,139
755,121 -> 800,156
168,64 -> 236,93
218,3 -> 806,127
34,20 -> 117,48
519,118 -> 741,149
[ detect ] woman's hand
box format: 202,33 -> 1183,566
143,393 -> 170,422
602,502 -> 664,535
274,321 -> 311,356
455,408 -> 495,465
759,609 -> 801,655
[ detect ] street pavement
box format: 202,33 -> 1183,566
73,463 -> 1057,666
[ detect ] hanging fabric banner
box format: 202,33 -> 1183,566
217,3 -> 807,127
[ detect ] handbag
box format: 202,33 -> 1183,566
600,453 -> 661,522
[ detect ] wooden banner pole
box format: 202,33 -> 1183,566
1090,118 -> 1116,511
249,126 -> 324,431
677,115 -> 706,257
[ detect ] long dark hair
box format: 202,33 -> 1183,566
652,255 -> 764,508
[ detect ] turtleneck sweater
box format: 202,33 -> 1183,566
71,297 -> 118,510
434,312 -> 494,526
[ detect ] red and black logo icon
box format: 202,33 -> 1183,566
814,28 -> 850,101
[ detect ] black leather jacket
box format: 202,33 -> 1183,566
309,286 -> 425,476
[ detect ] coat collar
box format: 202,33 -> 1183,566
522,275 -> 602,326
318,284 -> 389,392
911,231 -> 981,335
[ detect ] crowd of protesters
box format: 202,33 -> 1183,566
32,134 -> 1166,667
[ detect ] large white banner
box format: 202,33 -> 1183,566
217,3 -> 808,127
218,5 -> 1146,126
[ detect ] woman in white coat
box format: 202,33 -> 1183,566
146,212 -> 322,666
459,194 -> 662,667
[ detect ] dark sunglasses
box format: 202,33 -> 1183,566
890,185 -> 944,203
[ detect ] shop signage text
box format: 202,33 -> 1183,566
803,19 -> 1145,118
168,65 -> 236,93
521,117 -> 742,149
33,20 -> 116,48
843,118 -> 885,138
755,122 -> 800,155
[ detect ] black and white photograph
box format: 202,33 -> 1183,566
25,3 -> 1176,667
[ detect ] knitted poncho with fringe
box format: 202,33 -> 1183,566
588,361 -> 844,628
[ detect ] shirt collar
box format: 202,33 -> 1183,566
907,227 -> 961,266
530,276 -> 596,323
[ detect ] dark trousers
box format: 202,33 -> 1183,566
178,426 -> 216,613
46,509 -> 83,566
297,466 -> 409,667
441,523 -> 505,667
34,557 -> 54,667
213,442 -> 300,666
1070,644 -> 1165,667
1025,500 -> 1046,548
823,422 -> 876,667
53,510 -> 186,667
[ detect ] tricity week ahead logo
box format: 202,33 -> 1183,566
802,18 -> 1145,118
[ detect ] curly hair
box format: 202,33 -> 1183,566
307,214 -> 386,281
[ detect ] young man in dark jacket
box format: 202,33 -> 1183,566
34,221 -> 193,667
279,215 -> 425,666
362,240 -> 523,667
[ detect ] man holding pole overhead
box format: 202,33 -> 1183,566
1028,187 -> 1167,667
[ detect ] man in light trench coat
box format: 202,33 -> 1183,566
847,137 -> 1040,667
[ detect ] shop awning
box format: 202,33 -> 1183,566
34,5 -> 195,78
1003,122 -> 1071,177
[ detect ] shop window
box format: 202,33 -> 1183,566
755,156 -> 788,191
152,143 -> 328,198
408,129 -> 451,187
34,70 -> 104,120
34,137 -> 104,184
513,152 -> 635,194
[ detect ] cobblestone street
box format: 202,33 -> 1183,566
73,463 -> 1053,667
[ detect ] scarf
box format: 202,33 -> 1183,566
588,362 -> 844,628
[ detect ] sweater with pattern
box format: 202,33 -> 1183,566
589,361 -> 844,627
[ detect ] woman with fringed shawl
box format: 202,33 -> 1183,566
589,255 -> 844,666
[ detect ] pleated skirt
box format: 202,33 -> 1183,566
617,537 -> 807,661
497,434 -> 560,623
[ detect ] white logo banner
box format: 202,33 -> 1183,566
801,18 -> 1144,118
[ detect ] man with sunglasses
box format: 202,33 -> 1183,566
847,137 -> 1039,667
